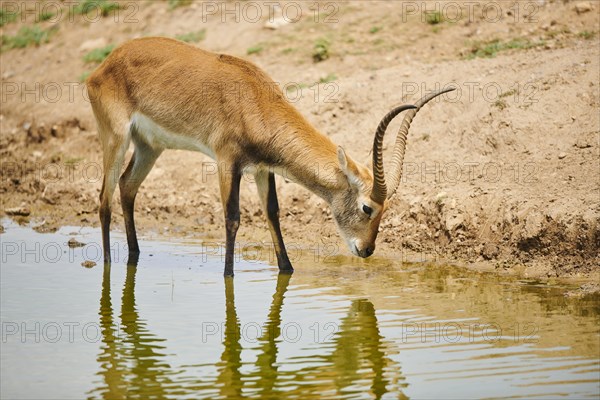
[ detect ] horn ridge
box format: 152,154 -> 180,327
370,104 -> 417,204
385,87 -> 456,199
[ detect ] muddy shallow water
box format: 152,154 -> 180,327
1,222 -> 598,399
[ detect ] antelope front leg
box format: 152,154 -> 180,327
218,162 -> 242,277
255,170 -> 293,273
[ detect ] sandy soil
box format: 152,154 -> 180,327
1,1 -> 598,285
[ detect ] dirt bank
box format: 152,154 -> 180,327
1,1 -> 598,284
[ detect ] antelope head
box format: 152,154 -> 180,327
331,88 -> 455,258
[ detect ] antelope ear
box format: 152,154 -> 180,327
337,146 -> 362,187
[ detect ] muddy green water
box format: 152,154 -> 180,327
1,222 -> 598,399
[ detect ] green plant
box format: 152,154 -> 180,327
318,73 -> 337,84
72,0 -> 121,17
39,11 -> 56,21
500,89 -> 517,98
493,99 -> 508,110
168,0 -> 192,10
435,194 -> 446,207
175,29 -> 206,43
247,44 -> 264,55
287,74 -> 337,93
313,38 -> 330,62
286,83 -> 309,93
466,38 -> 544,59
369,26 -> 382,34
578,30 -> 595,40
425,11 -> 443,25
1,25 -> 58,50
545,27 -> 571,39
0,8 -> 18,27
281,47 -> 295,54
83,44 -> 115,63
64,157 -> 85,166
79,71 -> 92,82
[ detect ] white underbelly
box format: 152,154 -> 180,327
131,112 -> 216,159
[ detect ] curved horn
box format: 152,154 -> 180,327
371,104 -> 417,204
385,87 -> 456,199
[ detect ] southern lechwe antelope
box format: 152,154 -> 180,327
88,37 -> 454,276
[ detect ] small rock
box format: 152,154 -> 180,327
522,211 -> 544,240
264,4 -> 291,29
574,1 -> 593,14
33,222 -> 59,233
81,260 -> 96,268
79,38 -> 107,52
558,152 -> 567,159
42,184 -> 61,205
264,16 -> 290,30
0,225 -> 4,234
575,139 -> 592,149
68,238 -> 86,248
435,191 -> 447,201
50,125 -> 63,138
5,206 -> 31,216
481,243 -> 500,260
389,215 -> 402,228
445,213 -> 464,232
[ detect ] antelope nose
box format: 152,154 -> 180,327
365,246 -> 374,257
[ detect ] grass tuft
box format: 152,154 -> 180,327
83,44 -> 115,63
466,38 -> 544,59
168,0 -> 192,10
425,11 -> 443,25
286,73 -> 338,93
247,44 -> 264,55
1,25 -> 58,51
577,30 -> 595,40
175,29 -> 206,43
318,73 -> 337,84
39,11 -> 56,21
0,8 -> 19,27
72,0 -> 121,17
79,71 -> 92,83
493,99 -> 508,110
313,38 -> 330,62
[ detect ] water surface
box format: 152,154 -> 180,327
1,223 -> 598,399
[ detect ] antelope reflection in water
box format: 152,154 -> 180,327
90,260 -> 406,399
90,255 -> 175,398
218,275 -> 407,399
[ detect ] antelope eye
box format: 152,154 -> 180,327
362,204 -> 373,216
